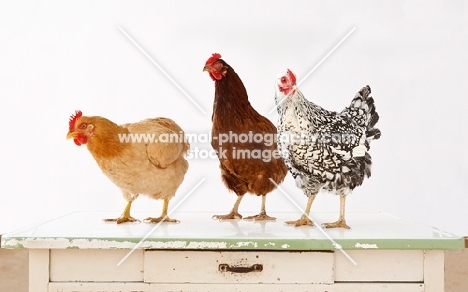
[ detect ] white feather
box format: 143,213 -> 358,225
352,145 -> 367,157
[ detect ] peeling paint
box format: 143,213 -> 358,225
146,241 -> 188,249
0,238 -> 25,249
355,243 -> 378,249
281,244 -> 290,248
232,241 -> 258,248
186,241 -> 227,249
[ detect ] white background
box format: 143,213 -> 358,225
1,1 -> 467,235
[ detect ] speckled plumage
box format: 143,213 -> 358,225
275,77 -> 380,198
275,70 -> 380,227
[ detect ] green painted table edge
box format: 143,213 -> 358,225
2,236 -> 464,250
1,212 -> 465,251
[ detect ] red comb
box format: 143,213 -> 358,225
205,53 -> 222,66
287,69 -> 296,84
69,110 -> 82,131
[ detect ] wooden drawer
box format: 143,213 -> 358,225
144,250 -> 334,284
50,249 -> 144,282
49,249 -> 424,284
335,250 -> 424,282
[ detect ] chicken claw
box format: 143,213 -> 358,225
103,216 -> 140,224
322,197 -> 351,229
285,215 -> 314,227
143,216 -> 179,224
244,212 -> 276,221
285,196 -> 315,227
102,201 -> 140,224
212,211 -> 243,220
322,219 -> 351,229
244,196 -> 276,221
143,199 -> 180,223
213,195 -> 243,220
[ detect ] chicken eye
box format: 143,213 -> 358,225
80,123 -> 87,129
281,77 -> 287,83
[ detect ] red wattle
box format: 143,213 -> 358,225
74,135 -> 88,146
210,72 -> 223,81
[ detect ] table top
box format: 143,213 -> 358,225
1,212 -> 464,250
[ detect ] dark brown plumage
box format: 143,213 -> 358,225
204,53 -> 288,220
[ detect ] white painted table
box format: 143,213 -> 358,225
1,212 -> 464,292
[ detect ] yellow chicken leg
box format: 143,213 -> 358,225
286,195 -> 316,227
144,199 -> 179,223
244,195 -> 276,221
322,196 -> 351,229
103,201 -> 140,224
213,195 -> 244,220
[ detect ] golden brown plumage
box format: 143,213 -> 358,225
203,53 -> 288,220
66,111 -> 189,223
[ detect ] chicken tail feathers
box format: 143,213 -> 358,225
350,85 -> 381,145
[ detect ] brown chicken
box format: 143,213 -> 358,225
203,53 -> 288,221
66,110 -> 190,223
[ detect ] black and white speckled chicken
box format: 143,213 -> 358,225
274,69 -> 381,228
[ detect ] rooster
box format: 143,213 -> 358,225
66,110 -> 190,223
275,69 -> 381,228
203,53 -> 288,221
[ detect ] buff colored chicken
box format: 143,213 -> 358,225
66,110 -> 190,223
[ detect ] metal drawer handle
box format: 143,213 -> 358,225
218,263 -> 263,273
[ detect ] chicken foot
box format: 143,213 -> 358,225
322,196 -> 351,229
103,201 -> 140,224
144,199 -> 179,223
286,195 -> 316,227
212,195 -> 243,220
244,195 -> 276,221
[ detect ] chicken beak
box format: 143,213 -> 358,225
66,131 -> 77,140
203,65 -> 210,72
